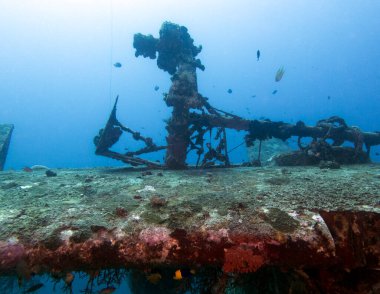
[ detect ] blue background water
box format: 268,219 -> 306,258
1,1 -> 380,293
1,1 -> 380,170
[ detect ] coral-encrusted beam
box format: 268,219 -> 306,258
1,211 -> 378,274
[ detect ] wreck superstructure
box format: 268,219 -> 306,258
94,22 -> 380,169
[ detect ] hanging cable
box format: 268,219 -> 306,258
228,141 -> 245,154
257,140 -> 262,162
108,0 -> 114,109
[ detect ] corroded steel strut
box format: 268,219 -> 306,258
94,96 -> 164,168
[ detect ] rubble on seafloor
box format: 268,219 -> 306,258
0,165 -> 379,293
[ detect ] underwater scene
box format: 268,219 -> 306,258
1,1 -> 380,293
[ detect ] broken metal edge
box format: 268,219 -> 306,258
0,124 -> 14,171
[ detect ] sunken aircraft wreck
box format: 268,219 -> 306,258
1,22 -> 379,293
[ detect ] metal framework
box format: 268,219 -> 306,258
94,22 -> 380,169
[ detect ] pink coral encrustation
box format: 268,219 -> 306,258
0,239 -> 25,270
139,227 -> 171,247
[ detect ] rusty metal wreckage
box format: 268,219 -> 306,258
94,22 -> 380,169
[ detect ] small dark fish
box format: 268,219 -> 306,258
18,276 -> 23,287
146,273 -> 162,284
256,50 -> 260,61
272,90 -> 278,95
154,85 -> 159,91
25,283 -> 44,293
65,272 -> 74,286
375,152 -> 380,156
227,89 -> 232,94
251,95 -> 256,98
113,62 -> 122,68
327,96 -> 331,100
275,66 -> 285,82
23,167 -> 33,172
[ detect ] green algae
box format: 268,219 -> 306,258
0,165 -> 379,245
261,208 -> 299,233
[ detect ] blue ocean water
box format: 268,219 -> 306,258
1,1 -> 380,293
1,1 -> 379,169
0,271 -> 133,294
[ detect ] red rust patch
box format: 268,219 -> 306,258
223,247 -> 265,273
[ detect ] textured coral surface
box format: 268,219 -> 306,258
0,165 -> 379,291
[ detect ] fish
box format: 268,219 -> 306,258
375,152 -> 380,156
257,50 -> 260,61
25,283 -> 44,293
146,273 -> 162,284
65,272 -> 74,286
173,269 -> 183,280
23,167 -> 33,172
275,66 -> 285,82
99,286 -> 116,294
18,276 -> 23,287
181,268 -> 196,277
173,268 -> 195,280
154,85 -> 159,91
113,62 -> 122,68
327,96 -> 331,100
227,89 -> 232,94
251,95 -> 256,98
16,260 -> 31,285
272,90 -> 278,95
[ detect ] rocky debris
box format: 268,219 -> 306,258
319,160 -> 341,169
275,147 -> 370,166
114,207 -> 128,218
45,170 -> 57,177
150,195 -> 167,208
